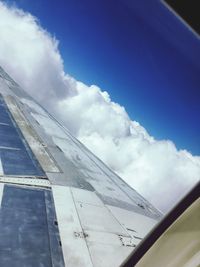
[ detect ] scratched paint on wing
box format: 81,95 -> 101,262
0,95 -> 45,176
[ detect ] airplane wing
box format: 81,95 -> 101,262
0,65 -> 162,267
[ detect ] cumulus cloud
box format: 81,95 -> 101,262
0,1 -> 76,101
0,1 -> 199,212
57,83 -> 200,212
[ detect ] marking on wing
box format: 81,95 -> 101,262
0,176 -> 51,187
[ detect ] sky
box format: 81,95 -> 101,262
4,0 -> 200,155
0,0 -> 199,212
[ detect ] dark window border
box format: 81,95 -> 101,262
163,0 -> 200,36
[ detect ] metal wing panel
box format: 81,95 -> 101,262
0,183 -> 64,267
0,66 -> 162,267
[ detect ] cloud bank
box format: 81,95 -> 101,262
0,1 -> 199,212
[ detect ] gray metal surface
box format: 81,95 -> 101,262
0,95 -> 44,176
0,184 -> 64,267
0,65 -> 162,267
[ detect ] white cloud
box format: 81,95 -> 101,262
0,1 -> 76,101
57,85 -> 200,212
0,1 -> 199,213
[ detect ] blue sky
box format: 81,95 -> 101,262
5,0 -> 200,155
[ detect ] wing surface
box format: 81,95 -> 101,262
0,66 -> 162,267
